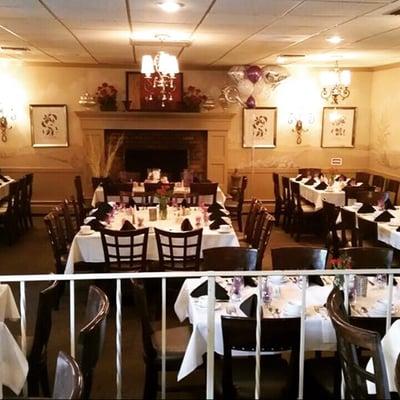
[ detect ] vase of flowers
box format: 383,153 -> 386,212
96,82 -> 118,111
182,86 -> 207,112
156,184 -> 173,220
330,256 -> 352,288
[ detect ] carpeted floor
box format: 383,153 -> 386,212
0,215 -> 324,399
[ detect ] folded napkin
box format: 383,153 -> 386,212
92,202 -> 113,220
87,219 -> 105,231
120,220 -> 136,231
357,203 -> 375,213
208,202 -> 223,213
309,276 -> 325,287
374,210 -> 395,222
209,210 -> 226,221
0,174 -> 10,182
190,281 -> 229,300
181,218 -> 193,231
239,294 -> 259,317
209,217 -> 228,230
128,197 -> 138,210
181,198 -> 188,208
335,174 -> 347,182
304,178 -> 317,186
385,198 -> 396,210
244,276 -> 257,287
295,174 -> 303,181
315,182 -> 328,190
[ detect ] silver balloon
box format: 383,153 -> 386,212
221,86 -> 246,107
228,65 -> 246,84
262,65 -> 289,86
237,79 -> 254,99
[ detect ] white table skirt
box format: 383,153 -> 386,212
65,207 -> 239,274
341,206 -> 400,250
0,322 -> 28,398
0,285 -> 20,322
174,278 -> 337,381
0,177 -> 14,201
92,185 -> 227,208
291,178 -> 345,210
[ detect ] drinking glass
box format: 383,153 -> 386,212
262,279 -> 272,306
349,286 -> 357,305
230,277 -> 244,302
375,274 -> 386,289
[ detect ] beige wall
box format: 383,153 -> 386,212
369,66 -> 400,179
0,62 -> 374,210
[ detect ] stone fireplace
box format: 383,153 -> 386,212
75,111 -> 234,191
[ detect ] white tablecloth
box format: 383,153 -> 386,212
174,278 -> 337,381
0,322 -> 28,398
65,207 -> 239,274
291,178 -> 345,209
0,177 -> 14,201
341,205 -> 400,250
92,185 -> 227,208
0,284 -> 20,322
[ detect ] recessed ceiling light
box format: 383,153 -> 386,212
157,1 -> 184,13
326,35 -> 343,45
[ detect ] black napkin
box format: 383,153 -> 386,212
181,198 -> 188,208
0,174 -> 10,182
374,210 -> 395,222
87,219 -> 104,231
336,174 -> 347,181
244,276 -> 257,287
239,294 -> 259,317
209,217 -> 228,230
208,202 -> 223,213
190,281 -> 229,300
315,182 -> 328,190
128,197 -> 138,210
385,198 -> 396,210
181,218 -> 193,231
92,202 -> 113,220
304,178 -> 316,186
209,210 -> 226,221
309,276 -> 324,286
295,174 -> 303,181
120,220 -> 136,231
357,203 -> 375,213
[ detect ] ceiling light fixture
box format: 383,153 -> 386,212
157,1 -> 184,13
326,35 -> 343,45
320,61 -> 351,105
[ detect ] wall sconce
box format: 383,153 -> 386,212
320,61 -> 351,105
288,112 -> 315,144
0,103 -> 16,142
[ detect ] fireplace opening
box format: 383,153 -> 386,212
125,149 -> 188,181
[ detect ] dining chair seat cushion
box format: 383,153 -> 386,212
215,355 -> 292,399
301,204 -> 316,213
152,325 -> 191,356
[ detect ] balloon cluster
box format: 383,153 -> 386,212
222,65 -> 289,109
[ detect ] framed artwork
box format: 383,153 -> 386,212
125,71 -> 183,111
30,104 -> 68,148
321,107 -> 356,148
243,107 -> 277,148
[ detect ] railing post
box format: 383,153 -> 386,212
116,279 -> 122,399
386,273 -> 394,333
298,274 -> 307,400
206,275 -> 215,399
161,277 -> 167,399
19,281 -> 27,397
69,280 -> 76,358
255,276 -> 262,399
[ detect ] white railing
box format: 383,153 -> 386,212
2,268 -> 400,400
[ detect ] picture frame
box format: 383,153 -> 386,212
321,107 -> 356,148
30,104 -> 68,148
243,107 -> 277,148
125,71 -> 183,111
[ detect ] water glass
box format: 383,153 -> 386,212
262,279 -> 272,306
349,286 -> 357,305
375,274 -> 386,289
230,277 -> 244,302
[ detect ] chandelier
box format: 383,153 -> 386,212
141,51 -> 179,107
320,61 -> 351,105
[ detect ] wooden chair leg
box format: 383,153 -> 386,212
238,212 -> 243,232
39,363 -> 51,397
143,364 -> 158,399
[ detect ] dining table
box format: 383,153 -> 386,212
64,205 -> 239,274
91,184 -> 227,208
174,276 -> 400,381
0,284 -> 28,399
0,176 -> 15,201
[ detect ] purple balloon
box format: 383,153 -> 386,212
246,65 -> 262,84
246,95 -> 256,108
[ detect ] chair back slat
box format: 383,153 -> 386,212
202,247 -> 258,271
271,247 -> 328,270
338,247 -> 393,268
190,182 -> 218,205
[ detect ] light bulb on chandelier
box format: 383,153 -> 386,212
320,61 -> 351,105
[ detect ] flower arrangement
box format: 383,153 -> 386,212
329,256 -> 352,287
96,82 -> 117,111
155,184 -> 174,220
182,86 -> 207,112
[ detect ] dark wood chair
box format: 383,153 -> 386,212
396,353 -> 400,395
385,179 -> 400,205
339,207 -> 358,247
241,198 -> 262,245
26,281 -> 61,396
202,246 -> 258,271
59,199 -> 78,244
132,281 -> 191,399
343,185 -> 369,206
100,227 -> 149,271
338,247 -> 393,268
154,227 -> 203,271
272,173 -> 284,226
357,217 -> 379,247
0,180 -> 19,245
190,182 -> 218,205
225,176 -> 248,232
77,285 -> 110,400
326,287 -> 390,399
91,176 -> 110,191
250,208 -> 275,270
289,180 -> 319,241
52,351 -> 83,400
218,316 -> 300,399
298,168 -> 322,177
322,201 -> 341,257
355,172 -> 371,185
74,176 -> 90,225
24,172 -> 34,228
19,175 -> 29,231
281,176 -> 292,231
372,175 -> 385,192
271,247 -> 328,271
15,176 -> 25,234
356,190 -> 386,205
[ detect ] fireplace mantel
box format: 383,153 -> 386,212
75,111 -> 235,190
